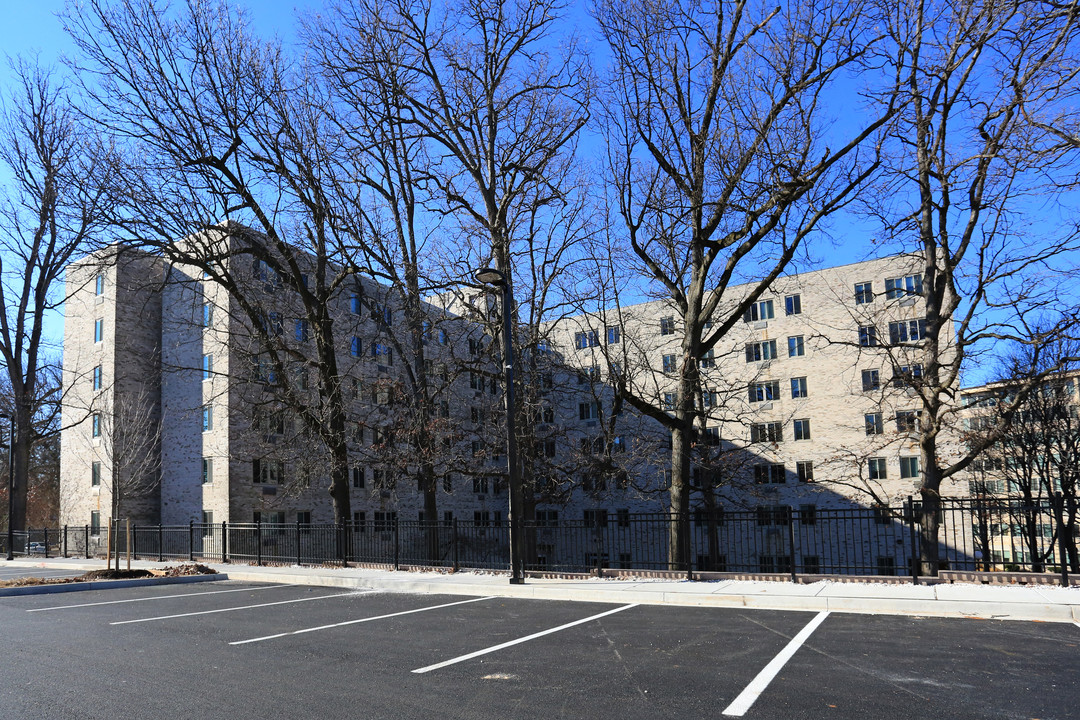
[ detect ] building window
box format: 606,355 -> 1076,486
787,335 -> 804,357
660,316 -> 675,335
201,405 -> 213,432
703,427 -> 720,446
579,401 -> 600,420
756,505 -> 790,527
790,377 -> 808,399
865,412 -> 884,435
799,504 -> 818,525
353,511 -> 366,531
352,467 -> 365,488
91,461 -> 101,487
858,325 -> 877,347
202,354 -> 213,380
267,312 -> 283,337
751,422 -> 783,443
896,410 -> 920,433
92,365 -> 102,390
584,509 -> 609,527
745,340 -> 778,362
793,418 -> 811,440
748,380 -> 780,403
350,294 -> 361,315
754,463 -> 786,484
202,458 -> 213,484
796,461 -> 814,483
607,325 -> 621,344
297,511 -> 311,528
885,274 -> 923,299
663,392 -> 676,410
295,319 -> 309,343
889,319 -> 927,345
574,330 -> 600,349
784,294 -> 802,316
900,456 -> 921,479
699,348 -> 715,368
94,273 -> 105,296
202,511 -> 214,526
252,459 -> 283,485
893,364 -> 923,388
94,318 -> 104,343
862,369 -> 880,391
473,477 -> 488,494
868,457 -> 888,480
662,354 -> 677,373
350,336 -> 362,357
702,389 -> 718,409
854,282 -> 873,304
92,413 -> 101,438
375,511 -> 397,531
90,511 -> 101,536
744,299 -> 775,322
202,303 -> 213,327
371,342 -> 393,365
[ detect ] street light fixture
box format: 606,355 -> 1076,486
473,266 -> 525,585
1,412 -> 14,561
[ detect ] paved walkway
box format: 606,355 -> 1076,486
4,556 -> 1079,624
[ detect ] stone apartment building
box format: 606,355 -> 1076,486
60,241 -> 966,571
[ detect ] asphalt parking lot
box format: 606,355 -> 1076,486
1,581 -> 1077,720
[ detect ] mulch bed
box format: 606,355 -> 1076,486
0,563 -> 217,588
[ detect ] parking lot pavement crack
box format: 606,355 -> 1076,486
798,642 -> 935,703
597,621 -> 649,703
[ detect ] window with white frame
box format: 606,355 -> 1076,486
202,458 -> 213,484
865,412 -> 884,435
92,365 -> 102,391
202,354 -> 213,380
889,319 -> 927,344
796,461 -> 814,483
900,456 -> 921,479
868,457 -> 887,480
751,422 -> 783,443
201,405 -> 213,432
896,410 -> 920,433
754,463 -> 786,484
662,354 -> 677,373
790,377 -> 808,398
858,325 -> 877,346
745,340 -> 778,362
893,363 -> 923,387
699,348 -> 715,368
862,368 -> 880,391
885,274 -> 923,299
854,282 -> 873,304
660,316 -> 675,335
784,294 -> 802,316
793,418 -> 811,440
788,335 -> 804,357
94,273 -> 105,296
607,325 -> 621,344
744,299 -> 774,322
748,380 -> 780,403
94,318 -> 104,343
91,461 -> 101,487
92,413 -> 101,438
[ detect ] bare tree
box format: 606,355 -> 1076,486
594,0 -> 895,567
64,0 -> 374,524
868,0 -> 1080,573
91,385 -> 161,570
0,57 -> 113,535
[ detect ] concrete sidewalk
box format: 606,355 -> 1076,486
4,556 -> 1079,624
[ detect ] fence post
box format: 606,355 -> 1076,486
594,513 -> 604,578
338,522 -> 346,567
1057,492 -> 1070,588
158,523 -> 164,562
189,521 -> 194,562
84,525 -> 90,559
63,525 -> 68,558
43,528 -> 49,559
296,518 -> 302,566
256,519 -> 262,566
787,506 -> 797,583
393,517 -> 400,570
907,496 -> 919,585
221,520 -> 228,563
452,518 -> 459,572
132,524 -> 138,561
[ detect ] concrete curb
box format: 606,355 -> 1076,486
0,573 -> 228,597
216,569 -> 1080,624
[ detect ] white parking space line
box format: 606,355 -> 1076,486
230,596 -> 496,645
110,591 -> 367,625
27,584 -> 289,612
722,611 -> 830,717
411,603 -> 639,675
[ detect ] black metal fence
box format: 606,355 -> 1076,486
8,497 -> 1077,585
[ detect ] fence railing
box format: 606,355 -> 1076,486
9,496 -> 1077,585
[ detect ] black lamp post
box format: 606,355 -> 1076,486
1,412 -> 13,561
474,267 -> 525,584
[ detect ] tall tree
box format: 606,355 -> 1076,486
595,0 -> 895,568
0,58 -> 112,534
64,0 -> 369,524
870,0 -> 1080,573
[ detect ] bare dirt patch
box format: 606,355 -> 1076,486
0,563 -> 217,588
